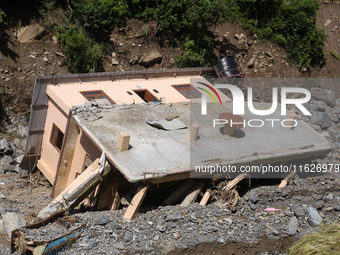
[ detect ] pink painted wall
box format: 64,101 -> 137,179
37,98 -> 68,183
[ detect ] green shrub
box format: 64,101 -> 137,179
75,0 -> 129,40
56,26 -> 103,73
232,0 -> 326,70
175,38 -> 207,67
130,0 -> 228,67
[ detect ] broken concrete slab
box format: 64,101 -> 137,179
2,212 -> 26,239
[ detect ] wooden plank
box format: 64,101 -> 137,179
38,159 -> 110,219
123,185 -> 149,220
111,190 -> 120,210
222,173 -> 250,191
278,170 -> 296,188
200,190 -> 211,206
162,179 -> 195,205
180,182 -> 204,207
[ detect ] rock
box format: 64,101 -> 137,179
310,111 -> 332,130
55,51 -> 65,57
309,124 -> 321,131
111,57 -> 119,66
250,202 -> 257,210
2,212 -> 26,239
13,138 -> 21,149
287,216 -> 299,236
333,204 -> 340,211
265,51 -> 272,58
327,108 -> 340,123
140,50 -> 162,67
17,24 -> 45,43
249,190 -> 259,203
315,201 -> 323,210
336,98 -> 340,109
0,155 -> 14,166
3,165 -> 20,173
311,88 -> 336,107
324,19 -> 332,27
292,206 -> 305,217
166,214 -> 183,222
17,124 -> 28,137
307,207 -> 322,227
0,139 -> 13,155
94,215 -> 111,225
43,57 -> 48,62
324,193 -> 334,203
235,33 -> 246,41
15,155 -> 24,164
155,222 -> 166,232
247,57 -> 256,68
305,101 -> 327,112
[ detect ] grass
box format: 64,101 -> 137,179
288,222 -> 340,255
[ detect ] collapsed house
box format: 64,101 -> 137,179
20,68 -> 333,221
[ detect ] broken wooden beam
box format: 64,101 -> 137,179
38,158 -> 110,219
180,182 -> 204,207
200,190 -> 211,206
278,170 -> 296,188
222,173 -> 250,191
162,179 -> 195,205
123,185 -> 149,220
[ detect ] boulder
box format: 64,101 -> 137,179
0,138 -> 13,155
310,111 -> 332,130
247,57 -> 256,68
288,216 -> 299,236
307,207 -> 322,227
311,88 -> 336,107
140,50 -> 162,67
305,101 -> 327,112
17,24 -> 45,43
2,212 -> 26,239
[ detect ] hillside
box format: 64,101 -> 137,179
0,1 -> 339,120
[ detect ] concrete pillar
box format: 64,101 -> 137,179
117,132 -> 130,151
189,123 -> 199,141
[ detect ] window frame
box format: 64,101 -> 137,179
172,84 -> 201,99
133,89 -> 158,102
80,90 -> 116,104
50,123 -> 64,152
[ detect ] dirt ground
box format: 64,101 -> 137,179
168,236 -> 298,255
